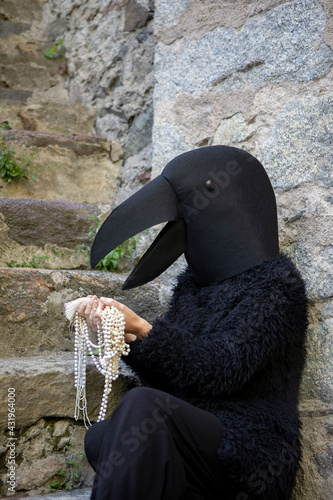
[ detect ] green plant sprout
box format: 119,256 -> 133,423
95,235 -> 140,272
0,123 -> 38,183
6,255 -> 50,268
50,443 -> 85,492
43,39 -> 66,62
78,211 -> 141,272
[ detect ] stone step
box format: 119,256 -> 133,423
17,102 -> 96,136
0,59 -> 58,94
0,0 -> 43,24
0,8 -> 76,134
0,130 -> 120,204
1,100 -> 96,136
14,489 -> 92,500
0,34 -> 64,93
0,198 -> 99,269
0,267 -> 166,358
0,354 -> 133,495
0,38 -> 59,73
0,354 -> 137,432
0,34 -> 96,138
0,20 -> 31,38
0,87 -> 32,103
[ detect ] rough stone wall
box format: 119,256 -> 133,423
42,0 -> 155,204
153,0 -> 333,498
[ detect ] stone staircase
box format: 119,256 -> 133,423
0,0 -> 122,271
0,1 -> 159,496
0,268 -> 165,496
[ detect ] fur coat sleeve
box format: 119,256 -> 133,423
123,254 -> 307,402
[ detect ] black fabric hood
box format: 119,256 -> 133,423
90,146 -> 279,289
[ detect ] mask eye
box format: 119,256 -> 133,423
205,180 -> 214,191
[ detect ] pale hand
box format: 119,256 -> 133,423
77,295 -> 152,342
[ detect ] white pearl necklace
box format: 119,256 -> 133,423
64,298 -> 130,428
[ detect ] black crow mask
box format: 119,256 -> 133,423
90,146 -> 279,290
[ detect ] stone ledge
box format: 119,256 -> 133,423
15,102 -> 96,136
0,198 -> 98,249
3,130 -> 110,156
0,20 -> 31,38
0,268 -> 167,357
0,87 -> 32,102
13,488 -> 92,500
0,131 -> 119,204
0,0 -> 43,24
0,354 -> 138,431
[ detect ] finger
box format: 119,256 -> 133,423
88,297 -> 99,319
85,296 -> 98,314
100,297 -> 124,312
77,297 -> 97,328
94,301 -> 105,331
100,297 -> 114,307
88,298 -> 104,331
77,297 -> 92,316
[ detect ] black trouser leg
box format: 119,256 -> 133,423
84,387 -> 239,500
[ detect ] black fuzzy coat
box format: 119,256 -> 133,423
123,254 -> 308,499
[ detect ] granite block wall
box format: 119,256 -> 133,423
152,0 -> 333,497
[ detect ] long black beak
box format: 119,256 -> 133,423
90,175 -> 186,289
122,219 -> 186,290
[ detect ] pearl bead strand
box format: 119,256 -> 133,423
65,297 -> 130,428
